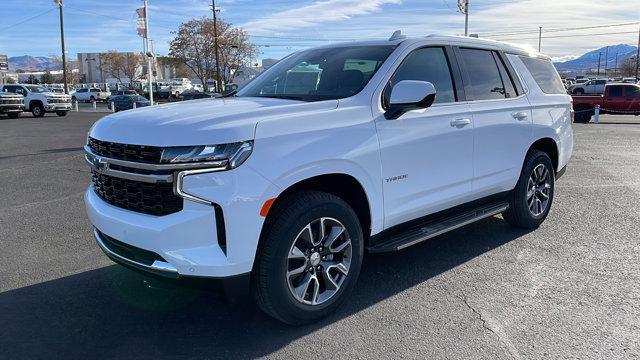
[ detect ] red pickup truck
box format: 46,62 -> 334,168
572,83 -> 640,123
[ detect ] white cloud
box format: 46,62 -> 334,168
241,0 -> 402,35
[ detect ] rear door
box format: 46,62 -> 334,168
455,47 -> 532,196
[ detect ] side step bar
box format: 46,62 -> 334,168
367,201 -> 509,253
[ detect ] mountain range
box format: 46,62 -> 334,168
7,55 -> 62,72
554,44 -> 638,73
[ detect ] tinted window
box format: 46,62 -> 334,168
459,48 -> 507,100
608,86 -> 623,97
519,56 -> 566,94
387,47 -> 456,104
595,80 -> 606,85
494,53 -> 518,98
627,86 -> 640,97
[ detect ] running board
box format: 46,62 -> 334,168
367,202 -> 509,253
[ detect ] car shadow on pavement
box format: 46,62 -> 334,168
0,217 -> 531,359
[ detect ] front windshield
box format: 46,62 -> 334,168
26,85 -> 48,93
238,45 -> 396,101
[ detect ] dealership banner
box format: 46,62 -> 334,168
136,8 -> 146,38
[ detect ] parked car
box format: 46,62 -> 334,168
572,83 -> 640,122
0,91 -> 24,118
72,88 -> 111,103
84,34 -> 573,324
108,94 -> 150,112
106,90 -> 139,102
0,84 -> 71,117
622,77 -> 639,84
568,79 -> 608,95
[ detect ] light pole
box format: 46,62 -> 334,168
458,0 -> 469,36
54,0 -> 68,94
597,52 -> 602,77
211,0 -> 223,93
142,0 -> 154,105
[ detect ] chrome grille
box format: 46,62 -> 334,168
88,137 -> 164,164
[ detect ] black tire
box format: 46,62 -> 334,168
573,88 -> 584,95
7,112 -> 20,119
56,111 -> 68,117
71,96 -> 77,103
253,190 -> 364,325
574,107 -> 592,123
503,150 -> 555,229
31,104 -> 45,118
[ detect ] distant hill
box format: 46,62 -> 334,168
554,44 -> 638,73
8,55 -> 62,71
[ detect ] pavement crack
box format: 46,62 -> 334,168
458,293 -> 522,360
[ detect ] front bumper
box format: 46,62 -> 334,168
45,103 -> 72,111
85,161 -> 279,278
0,105 -> 23,113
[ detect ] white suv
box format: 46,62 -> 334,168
84,35 -> 573,324
1,84 -> 71,117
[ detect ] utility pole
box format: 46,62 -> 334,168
458,0 -> 469,36
54,0 -> 68,94
538,27 -> 542,52
604,46 -> 609,77
211,0 -> 223,93
597,52 -> 602,77
635,22 -> 640,81
143,0 -> 154,105
614,52 -> 619,77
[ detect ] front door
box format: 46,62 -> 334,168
375,46 -> 474,228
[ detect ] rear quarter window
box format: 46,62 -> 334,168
519,56 -> 566,94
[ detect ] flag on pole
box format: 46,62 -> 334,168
136,7 -> 147,38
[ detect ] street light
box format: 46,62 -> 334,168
54,0 -> 69,94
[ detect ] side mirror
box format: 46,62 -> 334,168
384,80 -> 436,120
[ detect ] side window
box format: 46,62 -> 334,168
608,86 -> 623,97
518,56 -> 566,94
458,48 -> 507,101
386,47 -> 456,105
626,86 -> 640,97
78,89 -> 87,93
493,53 -> 518,98
596,80 -> 607,85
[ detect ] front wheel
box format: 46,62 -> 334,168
503,150 -> 555,229
31,104 -> 45,118
253,191 -> 364,325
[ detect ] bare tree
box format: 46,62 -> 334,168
620,57 -> 638,77
169,17 -> 257,92
98,51 -> 144,87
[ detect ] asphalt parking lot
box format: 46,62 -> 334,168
1,111 -> 639,359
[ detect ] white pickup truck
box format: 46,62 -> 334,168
0,92 -> 24,118
1,84 -> 71,117
72,87 -> 111,103
84,34 -> 573,324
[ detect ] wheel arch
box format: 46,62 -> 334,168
29,99 -> 43,110
528,137 -> 559,172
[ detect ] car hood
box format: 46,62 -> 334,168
89,97 -> 339,146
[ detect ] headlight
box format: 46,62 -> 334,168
160,141 -> 253,169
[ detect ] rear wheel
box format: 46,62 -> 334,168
503,150 -> 555,229
56,111 -> 68,117
253,191 -> 364,325
7,112 -> 20,119
574,106 -> 592,123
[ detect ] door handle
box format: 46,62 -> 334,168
512,111 -> 529,120
450,118 -> 471,127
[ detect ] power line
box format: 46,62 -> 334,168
494,30 -> 639,41
481,21 -> 640,37
0,7 -> 56,31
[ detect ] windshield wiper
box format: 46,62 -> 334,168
255,94 -> 308,101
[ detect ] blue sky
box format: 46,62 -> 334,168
0,0 -> 638,61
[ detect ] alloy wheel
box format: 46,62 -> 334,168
527,164 -> 552,216
286,217 -> 352,306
